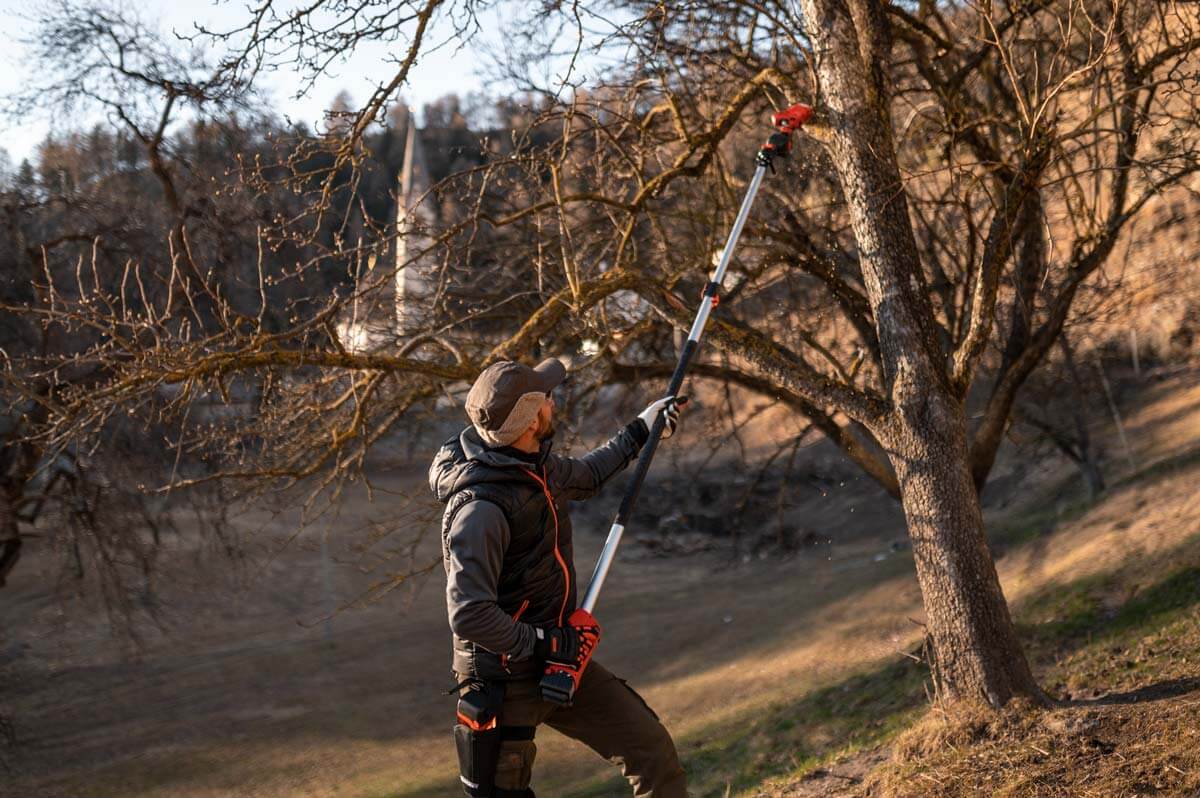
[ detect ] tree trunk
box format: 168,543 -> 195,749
800,0 -> 1044,707
0,462 -> 22,588
1079,453 -> 1106,504
883,395 -> 1044,707
0,496 -> 20,587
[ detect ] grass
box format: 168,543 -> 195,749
1020,556 -> 1200,700
566,654 -> 929,798
876,548 -> 1200,797
578,462 -> 1200,798
688,660 -> 926,797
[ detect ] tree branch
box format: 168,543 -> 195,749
951,138 -> 1049,394
636,281 -> 890,427
609,360 -> 899,498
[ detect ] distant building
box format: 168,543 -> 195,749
336,107 -> 438,354
394,108 -> 437,337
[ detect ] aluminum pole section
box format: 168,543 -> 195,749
580,163 -> 769,614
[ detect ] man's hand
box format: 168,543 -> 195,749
637,395 -> 688,439
534,611 -> 602,666
534,624 -> 581,665
538,609 -> 602,704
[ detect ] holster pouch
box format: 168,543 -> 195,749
454,680 -> 506,797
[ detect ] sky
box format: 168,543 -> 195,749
0,0 -> 512,165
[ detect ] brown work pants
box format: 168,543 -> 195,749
461,660 -> 688,797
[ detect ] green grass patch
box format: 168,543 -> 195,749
567,657 -> 928,798
1016,556 -> 1200,698
1019,566 -> 1200,645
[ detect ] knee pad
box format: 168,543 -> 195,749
453,681 -> 539,798
494,737 -> 536,794
454,683 -> 505,797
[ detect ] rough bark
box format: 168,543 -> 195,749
800,0 -> 1043,707
882,395 -> 1044,706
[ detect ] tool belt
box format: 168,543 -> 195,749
453,678 -> 536,797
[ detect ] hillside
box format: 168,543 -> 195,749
0,365 -> 1197,798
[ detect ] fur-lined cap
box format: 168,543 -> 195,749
465,358 -> 566,447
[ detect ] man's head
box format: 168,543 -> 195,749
465,358 -> 566,449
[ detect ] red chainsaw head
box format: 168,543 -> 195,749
757,103 -> 813,165
772,103 -> 813,133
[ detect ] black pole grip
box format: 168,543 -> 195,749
615,338 -> 700,525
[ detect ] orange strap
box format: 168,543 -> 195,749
456,711 -> 497,732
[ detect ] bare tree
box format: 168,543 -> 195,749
4,0 -> 1199,710
0,2 -> 260,623
1014,334 -> 1107,502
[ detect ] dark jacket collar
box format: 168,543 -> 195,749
459,426 -> 551,469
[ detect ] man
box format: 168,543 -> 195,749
430,357 -> 689,798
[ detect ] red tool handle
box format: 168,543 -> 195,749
538,608 -> 601,705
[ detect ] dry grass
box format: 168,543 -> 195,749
876,685 -> 1200,797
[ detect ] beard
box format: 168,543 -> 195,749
535,414 -> 556,441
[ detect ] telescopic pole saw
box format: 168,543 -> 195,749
540,103 -> 814,705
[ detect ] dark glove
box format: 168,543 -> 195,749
534,624 -> 581,665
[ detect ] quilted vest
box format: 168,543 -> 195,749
433,431 -> 576,680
